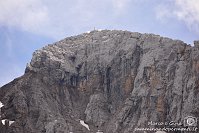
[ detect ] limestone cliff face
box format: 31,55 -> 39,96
0,30 -> 199,133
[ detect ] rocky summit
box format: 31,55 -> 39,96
0,30 -> 199,133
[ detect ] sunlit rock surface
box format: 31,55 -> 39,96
0,30 -> 198,133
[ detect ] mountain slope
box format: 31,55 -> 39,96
0,30 -> 199,133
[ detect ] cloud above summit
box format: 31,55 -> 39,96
0,0 -> 131,39
1,0 -> 198,40
0,0 -> 49,34
156,0 -> 199,34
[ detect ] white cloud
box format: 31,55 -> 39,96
0,0 -> 131,39
156,0 -> 199,33
174,0 -> 199,32
0,0 -> 49,34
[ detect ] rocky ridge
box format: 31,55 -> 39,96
0,30 -> 199,133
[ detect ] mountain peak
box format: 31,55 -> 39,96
0,30 -> 198,133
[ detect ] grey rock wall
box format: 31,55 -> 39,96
0,30 -> 198,133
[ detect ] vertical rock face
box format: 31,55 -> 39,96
0,30 -> 199,133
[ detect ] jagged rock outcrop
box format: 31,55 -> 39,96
0,30 -> 199,133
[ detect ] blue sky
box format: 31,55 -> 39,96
0,0 -> 199,87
